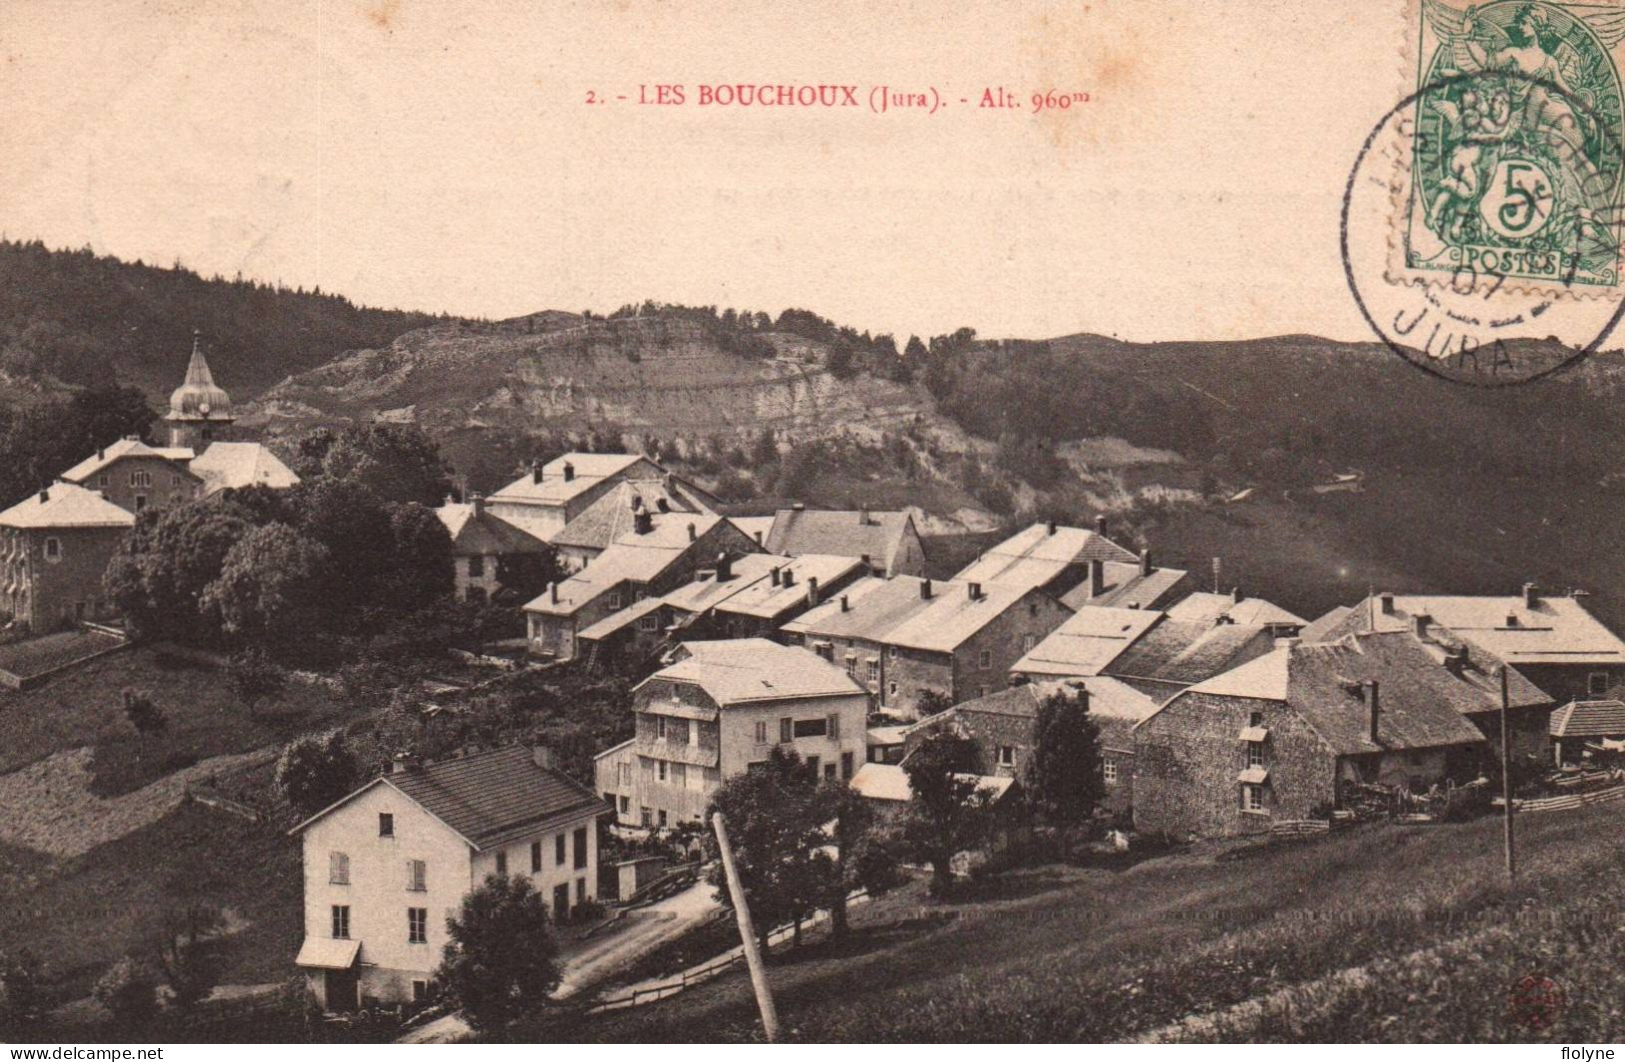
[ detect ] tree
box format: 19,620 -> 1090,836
902,730 -> 992,896
93,956 -> 157,1031
381,502 -> 455,612
1026,687 -> 1105,856
104,503 -> 252,643
435,874 -> 560,1035
154,903 -> 223,1010
201,522 -> 330,655
275,730 -> 358,818
228,648 -> 286,713
495,550 -> 562,606
122,688 -> 165,737
0,948 -> 46,1038
914,688 -> 954,717
291,479 -> 392,612
311,423 -> 454,506
818,783 -> 903,937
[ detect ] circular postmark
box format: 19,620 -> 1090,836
1507,973 -> 1565,1030
1344,55 -> 1625,384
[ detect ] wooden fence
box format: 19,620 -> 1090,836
1269,819 -> 1331,836
1492,782 -> 1625,814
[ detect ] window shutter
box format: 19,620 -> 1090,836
827,713 -> 840,740
780,717 -> 793,743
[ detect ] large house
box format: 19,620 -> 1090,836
486,453 -> 667,541
594,639 -> 870,826
0,483 -> 134,630
1058,553 -> 1190,611
290,746 -> 608,1010
1306,587 -> 1625,708
757,506 -> 928,578
953,519 -> 1138,599
551,479 -> 718,573
1132,631 -> 1494,839
434,494 -> 553,603
59,437 -> 202,514
781,575 -> 1073,717
186,440 -> 300,496
901,676 -> 1155,816
523,514 -> 758,661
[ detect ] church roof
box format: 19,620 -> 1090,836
167,333 -> 234,422
189,442 -> 300,495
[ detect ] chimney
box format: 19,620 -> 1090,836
549,581 -> 559,605
1088,558 -> 1105,598
97,447 -> 105,460
968,581 -> 984,601
531,461 -> 543,485
531,746 -> 555,771
633,500 -> 653,535
391,751 -> 420,774
1046,520 -> 1057,536
1232,586 -> 1244,604
791,501 -> 805,511
753,530 -> 764,546
562,461 -> 575,482
1523,582 -> 1539,608
471,492 -> 485,515
657,497 -> 670,514
839,594 -> 850,613
715,552 -> 732,581
806,575 -> 820,608
1412,612 -> 1431,640
920,578 -> 934,600
687,522 -> 697,542
37,488 -> 49,504
1139,549 -> 1153,578
782,568 -> 795,587
1366,680 -> 1381,743
1094,514 -> 1107,535
1379,592 -> 1395,614
770,566 -> 781,587
859,505 -> 870,526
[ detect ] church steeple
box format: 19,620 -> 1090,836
165,329 -> 235,451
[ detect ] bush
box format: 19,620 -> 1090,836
93,956 -> 157,1031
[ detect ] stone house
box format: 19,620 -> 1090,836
551,479 -> 718,573
434,494 -> 553,603
1058,553 -> 1190,611
0,483 -> 134,631
523,514 -> 758,661
594,639 -> 870,827
901,676 -> 1155,816
759,505 -> 928,577
1132,631 -> 1490,839
59,437 -> 202,515
781,575 -> 1074,718
953,518 -> 1138,599
289,746 -> 608,1010
486,453 -> 667,542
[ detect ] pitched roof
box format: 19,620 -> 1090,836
1299,605 -> 1355,644
954,523 -> 1138,593
60,437 -> 196,483
1166,592 -> 1308,629
1011,606 -> 1164,677
729,515 -> 776,546
0,482 -> 136,530
551,480 -> 707,551
490,453 -> 653,508
435,500 -> 550,555
1550,699 -> 1625,738
1060,562 -> 1189,610
523,514 -> 733,616
783,575 -> 1052,654
764,508 -> 914,570
909,677 -> 1157,753
649,639 -> 865,705
848,762 -> 1014,803
577,596 -> 669,641
712,554 -> 868,620
188,442 -> 300,495
1320,593 -> 1625,667
659,553 -> 782,613
1105,618 -> 1273,686
293,745 -> 607,851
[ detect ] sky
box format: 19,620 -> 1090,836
0,0 -> 1407,344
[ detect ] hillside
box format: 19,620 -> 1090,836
0,239 -> 447,401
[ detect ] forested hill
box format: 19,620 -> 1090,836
0,239 -> 450,400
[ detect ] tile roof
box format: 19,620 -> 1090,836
1549,699 -> 1625,738
712,554 -> 867,620
1104,618 -> 1274,686
354,746 -> 604,851
435,500 -> 551,556
729,515 -> 776,546
59,437 -> 196,483
551,480 -> 707,551
848,762 -> 1015,803
954,522 -> 1138,593
1011,606 -> 1163,677
1299,605 -> 1355,644
187,442 -> 300,495
523,514 -> 733,615
1166,592 -> 1308,629
490,453 -> 653,508
0,482 -> 136,530
764,508 -> 914,570
1321,593 -> 1625,667
648,638 -> 865,705
783,576 -> 1050,654
1060,562 -> 1190,610
576,596 -> 670,641
659,553 -> 782,614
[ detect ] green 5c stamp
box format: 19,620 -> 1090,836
1405,0 -> 1625,290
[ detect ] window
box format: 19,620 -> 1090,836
780,717 -> 793,743
408,907 -> 428,944
1023,633 -> 1037,652
43,537 -> 60,562
468,555 -> 485,578
888,681 -> 898,698
573,826 -> 589,869
134,494 -> 148,512
1103,759 -> 1119,785
841,751 -> 854,779
619,795 -> 630,815
1241,784 -> 1265,813
495,851 -> 508,876
555,834 -> 567,866
793,717 -> 828,738
129,470 -> 151,488
657,760 -> 668,782
331,905 -> 350,939
406,859 -> 427,891
379,813 -> 394,837
329,851 -> 350,885
997,745 -> 1016,767
412,980 -> 428,1003
887,646 -> 898,660
827,713 -> 841,740
867,660 -> 880,683
806,756 -> 820,777
1249,710 -> 1265,728
656,716 -> 667,740
640,807 -> 652,827
608,591 -> 623,610
823,762 -> 837,780
576,878 -> 587,904
1590,672 -> 1611,697
171,474 -> 180,487
657,809 -> 668,827
978,649 -> 993,670
639,612 -> 660,632
531,841 -> 543,872
1246,742 -> 1266,768
96,473 -> 108,488
754,720 -> 768,744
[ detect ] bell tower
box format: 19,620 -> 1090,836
165,330 -> 235,451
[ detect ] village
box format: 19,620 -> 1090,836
2,337 -> 1624,1044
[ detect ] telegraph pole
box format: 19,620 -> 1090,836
1499,665 -> 1516,881
712,811 -> 780,1042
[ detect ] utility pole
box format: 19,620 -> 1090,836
712,811 -> 781,1042
1499,665 -> 1516,881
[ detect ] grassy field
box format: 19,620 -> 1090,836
577,802 -> 1625,1043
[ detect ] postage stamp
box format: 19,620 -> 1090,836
1394,0 -> 1625,294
